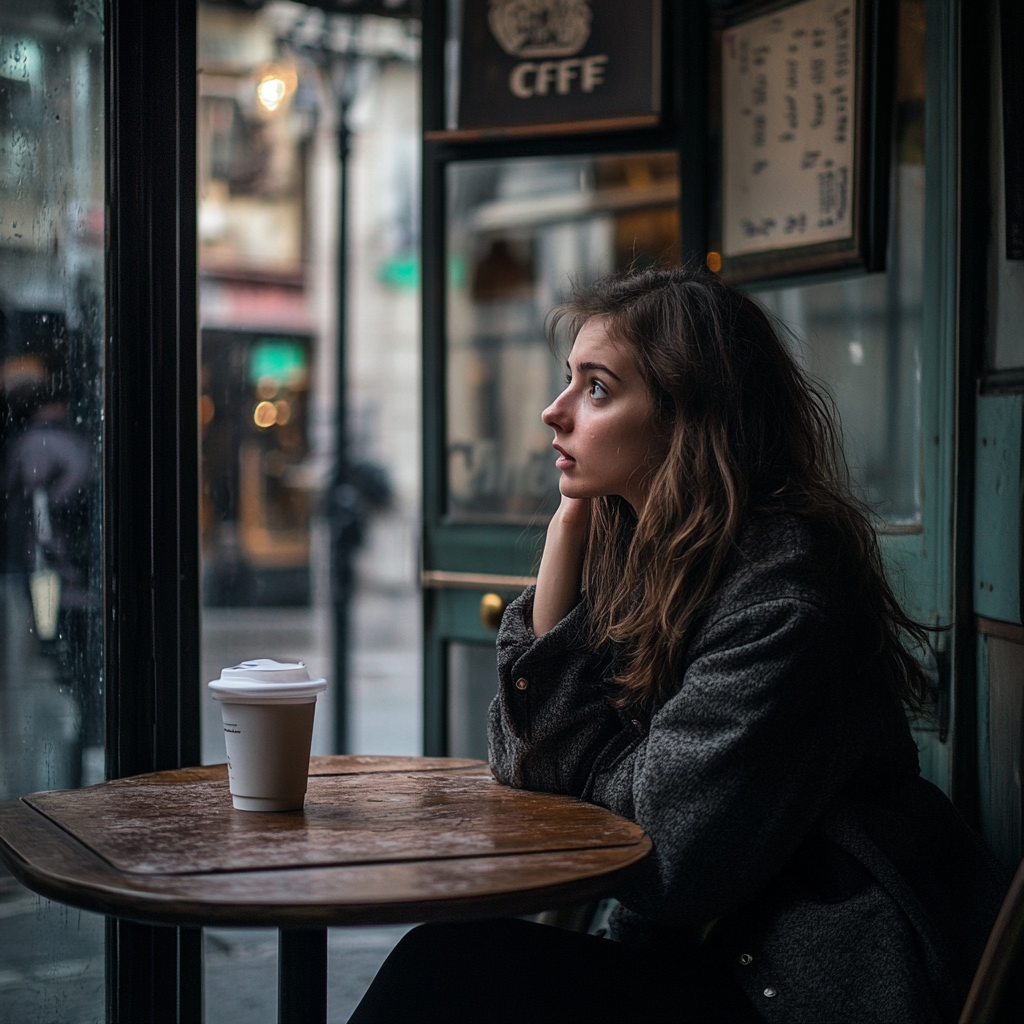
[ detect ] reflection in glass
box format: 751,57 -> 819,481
448,641 -> 498,761
753,0 -> 926,527
0,1 -> 106,1019
447,153 -> 680,523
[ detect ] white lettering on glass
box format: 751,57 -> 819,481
580,54 -> 607,91
507,54 -> 608,98
509,62 -> 536,97
556,59 -> 581,93
535,61 -> 558,95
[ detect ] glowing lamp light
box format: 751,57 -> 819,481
255,63 -> 297,115
706,251 -> 723,273
257,75 -> 287,112
254,401 -> 278,428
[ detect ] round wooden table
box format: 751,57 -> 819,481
0,755 -> 651,1022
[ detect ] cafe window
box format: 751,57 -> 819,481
752,0 -> 926,528
197,4 -> 335,774
446,151 -> 680,524
0,1 -> 106,1019
196,4 -> 423,1018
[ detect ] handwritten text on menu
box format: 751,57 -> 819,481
722,0 -> 858,257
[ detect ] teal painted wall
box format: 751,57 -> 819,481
974,395 -> 1022,624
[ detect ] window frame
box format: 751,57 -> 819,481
103,1 -> 201,1019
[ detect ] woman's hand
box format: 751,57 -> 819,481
532,495 -> 592,636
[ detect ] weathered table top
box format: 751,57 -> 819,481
0,755 -> 651,928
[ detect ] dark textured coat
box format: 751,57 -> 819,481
488,515 -> 1007,1023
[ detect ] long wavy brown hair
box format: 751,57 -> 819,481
549,266 -> 932,713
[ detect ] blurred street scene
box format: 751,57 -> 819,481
1,3 -> 422,1021
195,5 -> 422,1022
0,1 -> 107,1019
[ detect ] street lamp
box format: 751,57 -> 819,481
273,14 -> 386,756
254,62 -> 298,115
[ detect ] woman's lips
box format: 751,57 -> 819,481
553,445 -> 575,471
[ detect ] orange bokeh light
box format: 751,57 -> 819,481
253,401 -> 277,428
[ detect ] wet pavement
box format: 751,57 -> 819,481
205,925 -> 414,1024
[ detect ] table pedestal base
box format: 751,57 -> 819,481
279,927 -> 328,1023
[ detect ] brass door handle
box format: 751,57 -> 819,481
479,593 -> 507,630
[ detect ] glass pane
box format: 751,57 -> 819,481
447,152 -> 680,523
448,641 -> 498,761
0,1 -> 105,1020
987,0 -> 1024,372
753,0 -> 926,527
197,3 -> 422,1019
197,1 -> 424,764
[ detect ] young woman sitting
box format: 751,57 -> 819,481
350,267 -> 1006,1023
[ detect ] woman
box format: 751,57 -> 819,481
351,268 -> 1006,1023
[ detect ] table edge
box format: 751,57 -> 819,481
0,797 -> 652,928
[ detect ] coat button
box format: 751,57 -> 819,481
739,953 -> 753,965
631,719 -> 641,727
515,678 -> 529,690
763,987 -> 777,998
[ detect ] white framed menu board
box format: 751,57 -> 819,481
712,0 -> 893,284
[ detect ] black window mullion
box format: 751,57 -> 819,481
104,0 -> 200,1020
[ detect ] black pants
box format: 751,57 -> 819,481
348,918 -> 763,1024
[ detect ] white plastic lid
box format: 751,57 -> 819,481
208,660 -> 327,703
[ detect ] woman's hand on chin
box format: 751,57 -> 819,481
554,494 -> 592,532
532,494 -> 592,637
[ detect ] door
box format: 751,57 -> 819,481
419,4 -> 694,758
425,149 -> 682,759
421,1 -> 965,802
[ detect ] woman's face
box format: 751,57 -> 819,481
542,317 -> 664,509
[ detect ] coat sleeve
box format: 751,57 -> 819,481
487,585 -> 623,796
589,596 -> 878,926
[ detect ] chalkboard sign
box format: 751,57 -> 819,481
429,0 -> 661,141
711,0 -> 892,284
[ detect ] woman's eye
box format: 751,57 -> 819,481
589,380 -> 608,398
564,372 -> 573,385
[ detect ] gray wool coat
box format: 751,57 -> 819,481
488,514 -> 1007,1024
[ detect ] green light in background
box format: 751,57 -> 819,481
448,252 -> 466,291
376,252 -> 465,293
249,339 -> 307,387
378,252 -> 420,291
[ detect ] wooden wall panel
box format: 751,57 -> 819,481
985,631 -> 1024,867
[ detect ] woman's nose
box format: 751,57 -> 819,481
541,390 -> 570,431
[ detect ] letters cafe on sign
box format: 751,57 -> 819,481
436,0 -> 662,140
507,52 -> 609,100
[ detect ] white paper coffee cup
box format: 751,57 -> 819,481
208,660 -> 327,812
